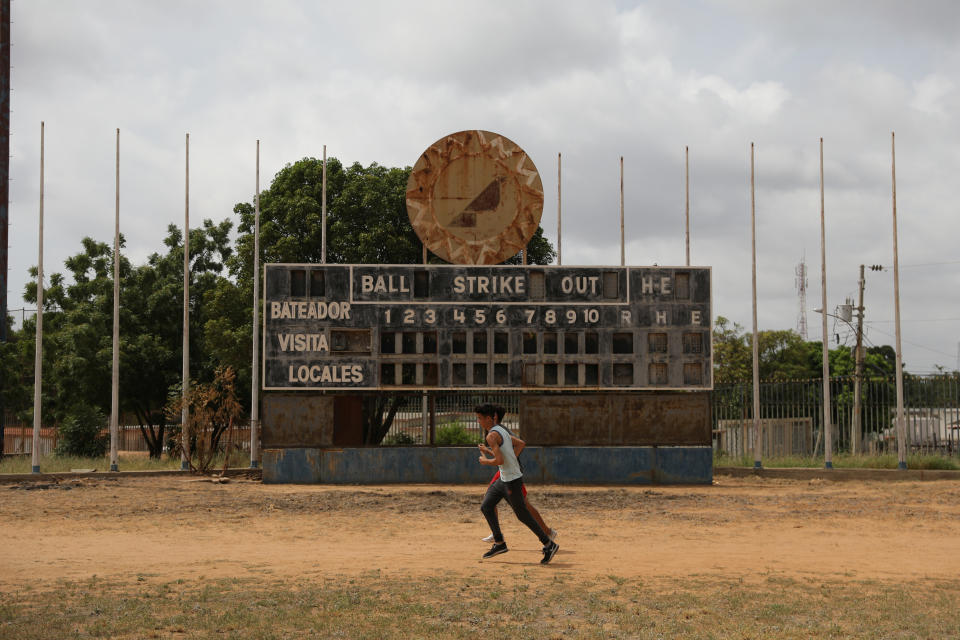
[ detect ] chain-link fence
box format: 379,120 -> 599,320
712,374 -> 960,457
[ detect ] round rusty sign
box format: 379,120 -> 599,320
406,130 -> 544,265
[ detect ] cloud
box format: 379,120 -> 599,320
910,74 -> 955,117
6,0 -> 960,373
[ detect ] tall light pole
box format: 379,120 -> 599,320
890,132 -> 907,470
819,138 -> 833,469
32,122 -> 44,474
250,140 -> 261,469
110,129 -> 120,472
750,142 -> 762,468
181,133 -> 190,470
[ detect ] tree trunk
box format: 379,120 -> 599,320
362,394 -> 404,445
135,405 -> 166,459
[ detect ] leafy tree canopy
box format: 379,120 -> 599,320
713,316 -> 899,382
228,157 -> 556,286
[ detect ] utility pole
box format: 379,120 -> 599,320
852,264 -> 866,454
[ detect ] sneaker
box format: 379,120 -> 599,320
541,541 -> 559,565
549,528 -> 558,541
482,542 -> 508,559
481,533 -> 495,543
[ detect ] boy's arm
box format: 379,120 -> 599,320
478,430 -> 505,466
511,435 -> 526,456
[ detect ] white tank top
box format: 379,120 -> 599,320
491,425 -> 522,482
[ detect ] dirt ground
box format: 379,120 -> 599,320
2,475 -> 959,589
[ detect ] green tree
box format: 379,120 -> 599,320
229,157 -> 555,281
711,318 -> 892,382
712,316 -> 751,382
225,157 -> 557,446
121,221 -> 235,458
54,404 -> 108,458
0,316 -> 33,426
20,238 -> 129,430
9,221 -> 236,460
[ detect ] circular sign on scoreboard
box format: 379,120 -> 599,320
406,130 -> 544,265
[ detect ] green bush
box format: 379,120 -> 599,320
436,422 -> 481,445
382,432 -> 417,446
54,404 -> 108,458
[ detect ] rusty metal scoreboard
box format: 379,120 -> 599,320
263,264 -> 712,391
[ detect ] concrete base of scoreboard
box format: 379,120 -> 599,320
262,446 -> 712,485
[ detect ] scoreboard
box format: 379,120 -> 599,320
263,264 -> 712,391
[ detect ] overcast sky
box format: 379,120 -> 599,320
7,0 -> 960,373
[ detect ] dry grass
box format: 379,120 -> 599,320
3,573 -> 959,639
714,451 -> 960,470
0,451 -> 250,475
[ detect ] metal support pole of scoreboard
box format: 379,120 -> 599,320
685,145 -> 690,267
557,152 -> 562,265
422,243 -> 428,443
322,144 -> 327,264
619,156 -> 625,266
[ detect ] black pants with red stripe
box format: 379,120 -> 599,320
480,477 -> 550,545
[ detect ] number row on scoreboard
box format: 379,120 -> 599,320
382,307 -> 604,326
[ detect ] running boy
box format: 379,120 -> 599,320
475,403 -> 559,564
481,405 -> 556,543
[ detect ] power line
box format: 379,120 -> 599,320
871,261 -> 960,270
900,260 -> 960,269
866,318 -> 960,323
862,324 -> 957,360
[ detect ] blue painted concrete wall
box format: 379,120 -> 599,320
263,446 -> 712,484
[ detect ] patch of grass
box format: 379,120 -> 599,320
713,451 -> 960,471
1,574 -> 958,639
435,421 -> 482,445
0,451 -> 249,475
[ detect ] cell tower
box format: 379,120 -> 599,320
795,254 -> 809,340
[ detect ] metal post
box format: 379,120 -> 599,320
891,132 -> 907,470
750,142 -> 761,468
557,152 -> 561,265
685,145 -> 690,266
619,156 -> 625,266
421,237 -> 428,443
181,133 -> 190,470
852,264 -> 865,454
819,138 -> 832,468
250,140 -> 261,469
110,128 -> 120,472
31,122 -> 44,474
321,144 -> 327,264
0,0 -> 11,461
